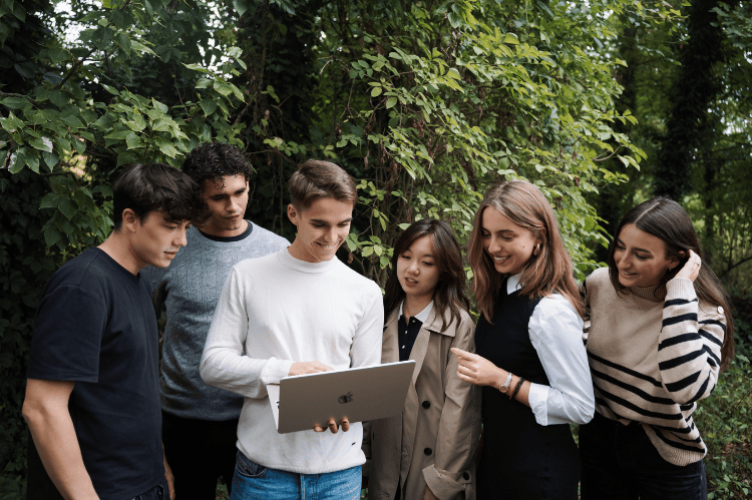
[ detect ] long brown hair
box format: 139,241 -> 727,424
384,219 -> 470,332
468,180 -> 583,322
607,197 -> 736,371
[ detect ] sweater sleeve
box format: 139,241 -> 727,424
199,266 -> 294,400
423,314 -> 480,500
658,277 -> 725,405
349,282 -> 384,369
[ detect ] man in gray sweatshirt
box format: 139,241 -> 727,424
142,143 -> 289,499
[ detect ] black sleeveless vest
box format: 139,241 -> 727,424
474,281 -> 579,499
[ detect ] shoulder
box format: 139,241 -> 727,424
697,300 -> 726,325
585,267 -> 610,289
535,294 -> 582,323
248,222 -> 290,246
333,260 -> 381,292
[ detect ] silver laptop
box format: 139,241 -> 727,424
266,360 -> 416,434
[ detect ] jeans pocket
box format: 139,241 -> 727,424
235,452 -> 269,479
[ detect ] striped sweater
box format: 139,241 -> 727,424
582,267 -> 726,466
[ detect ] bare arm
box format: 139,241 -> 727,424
22,379 -> 99,500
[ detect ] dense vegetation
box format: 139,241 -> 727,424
1,0 -> 750,498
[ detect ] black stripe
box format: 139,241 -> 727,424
659,332 -> 701,351
686,374 -> 711,405
664,298 -> 697,308
659,349 -> 705,370
600,407 -> 695,434
597,388 -> 683,421
648,426 -> 706,453
680,403 -> 695,412
699,319 -> 726,333
588,352 -> 662,387
665,370 -> 701,392
704,345 -> 721,367
591,368 -> 675,405
663,313 -> 697,328
698,329 -> 723,347
647,425 -> 703,444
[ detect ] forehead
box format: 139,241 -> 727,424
481,206 -> 522,232
405,235 -> 434,255
202,174 -> 247,195
300,197 -> 354,220
618,224 -> 665,253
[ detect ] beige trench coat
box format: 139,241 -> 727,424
364,306 -> 481,500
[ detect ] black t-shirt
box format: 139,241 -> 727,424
26,248 -> 164,500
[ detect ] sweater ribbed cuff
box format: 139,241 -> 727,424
665,278 -> 697,302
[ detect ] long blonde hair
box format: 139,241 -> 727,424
468,180 -> 583,322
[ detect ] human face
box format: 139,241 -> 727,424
397,235 -> 441,306
481,206 -> 541,276
200,174 -> 249,237
613,223 -> 679,288
287,197 -> 353,263
131,210 -> 191,269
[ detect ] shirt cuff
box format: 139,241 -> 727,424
260,358 -> 295,386
528,382 -> 550,426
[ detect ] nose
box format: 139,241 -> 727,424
488,235 -> 502,254
175,227 -> 189,248
227,196 -> 239,214
407,259 -> 420,275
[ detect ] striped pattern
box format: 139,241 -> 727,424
582,268 -> 725,466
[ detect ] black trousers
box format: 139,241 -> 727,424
161,411 -> 239,500
579,413 -> 707,500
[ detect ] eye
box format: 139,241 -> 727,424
338,222 -> 350,227
401,253 -> 411,259
423,261 -> 434,266
635,254 -> 647,261
312,223 -> 325,228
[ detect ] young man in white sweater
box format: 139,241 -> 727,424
200,160 -> 383,500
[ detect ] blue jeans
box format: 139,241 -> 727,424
579,413 -> 707,500
230,452 -> 362,500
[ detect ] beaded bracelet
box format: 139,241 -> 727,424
510,377 -> 525,400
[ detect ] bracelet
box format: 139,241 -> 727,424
510,377 -> 525,401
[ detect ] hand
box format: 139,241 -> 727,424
162,445 -> 175,500
451,347 -> 505,388
314,417 -> 350,434
422,486 -> 440,500
674,249 -> 701,282
288,361 -> 333,377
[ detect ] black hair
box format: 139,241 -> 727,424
112,163 -> 202,230
181,142 -> 253,187
384,219 -> 470,332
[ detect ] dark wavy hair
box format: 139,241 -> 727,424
181,142 -> 253,186
384,219 -> 470,332
607,197 -> 735,371
112,163 -> 202,230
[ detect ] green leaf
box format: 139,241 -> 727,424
446,68 -> 461,80
385,96 -> 398,109
157,141 -> 179,158
184,63 -> 211,74
44,227 -> 62,248
116,32 -> 131,52
371,86 -> 382,97
11,0 -> 25,21
504,33 -> 519,45
152,98 -> 169,114
42,151 -> 59,170
0,97 -> 27,109
40,193 -> 60,210
199,100 -> 218,115
196,77 -> 212,89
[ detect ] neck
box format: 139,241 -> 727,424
98,232 -> 143,275
200,219 -> 248,238
403,293 -> 432,320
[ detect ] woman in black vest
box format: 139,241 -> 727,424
452,181 -> 595,499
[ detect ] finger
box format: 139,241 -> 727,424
328,418 -> 339,434
341,418 -> 350,432
313,425 -> 324,432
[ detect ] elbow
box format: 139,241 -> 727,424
22,398 -> 46,431
198,352 -> 219,387
573,393 -> 596,425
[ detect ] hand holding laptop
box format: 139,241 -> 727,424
288,361 -> 349,433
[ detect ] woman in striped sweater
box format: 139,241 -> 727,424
579,197 -> 735,500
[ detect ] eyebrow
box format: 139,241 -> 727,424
310,218 -> 353,224
616,238 -> 652,254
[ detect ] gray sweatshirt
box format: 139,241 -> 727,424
142,221 -> 289,421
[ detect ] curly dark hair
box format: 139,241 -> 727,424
181,143 -> 253,186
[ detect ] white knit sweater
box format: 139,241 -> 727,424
200,248 -> 384,474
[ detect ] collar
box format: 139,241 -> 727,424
277,247 -> 338,274
506,272 -> 523,295
399,300 -> 434,323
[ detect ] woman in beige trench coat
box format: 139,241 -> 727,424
364,220 -> 481,500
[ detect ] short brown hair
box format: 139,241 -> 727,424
288,160 -> 358,210
113,163 -> 202,230
468,180 -> 583,322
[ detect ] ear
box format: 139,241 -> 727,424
667,253 -> 681,270
287,203 -> 299,227
121,208 -> 140,233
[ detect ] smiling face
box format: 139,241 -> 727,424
396,235 -> 441,305
613,223 -> 679,288
200,174 -> 249,237
129,210 -> 191,269
481,206 -> 541,276
287,197 -> 354,263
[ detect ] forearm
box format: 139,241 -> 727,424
200,346 -> 293,399
660,278 -> 724,404
25,407 -> 99,500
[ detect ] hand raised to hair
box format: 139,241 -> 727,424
673,249 -> 701,283
451,347 -> 506,388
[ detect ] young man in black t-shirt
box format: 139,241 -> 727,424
22,163 -> 203,500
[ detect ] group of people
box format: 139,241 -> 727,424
21,143 -> 735,500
